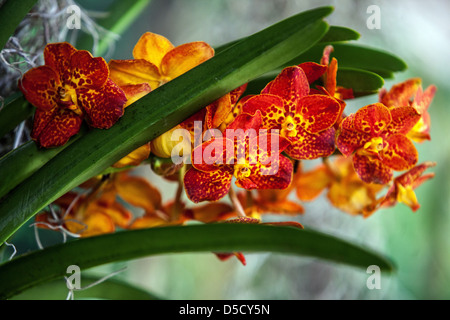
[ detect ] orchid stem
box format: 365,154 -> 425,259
229,186 -> 246,218
171,165 -> 186,221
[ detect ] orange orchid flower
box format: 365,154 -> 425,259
179,83 -> 248,141
112,142 -> 151,168
249,183 -> 304,217
19,42 -> 127,148
240,65 -> 342,160
109,31 -> 235,161
108,32 -> 214,90
335,103 -> 421,184
309,45 -> 354,100
36,190 -> 131,238
380,161 -> 436,212
379,78 -> 436,143
296,156 -> 385,217
36,170 -> 163,237
183,112 -> 293,203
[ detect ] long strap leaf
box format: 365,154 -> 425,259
0,0 -> 38,50
0,223 -> 394,299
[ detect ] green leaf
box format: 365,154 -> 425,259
214,25 -> 359,55
0,224 -> 395,299
0,7 -> 332,245
0,0 -> 38,50
11,275 -> 162,300
77,0 -> 153,56
0,93 -> 34,139
243,67 -> 384,97
284,43 -> 407,75
243,72 -> 278,95
0,127 -> 86,200
337,67 -> 385,96
318,26 -> 360,43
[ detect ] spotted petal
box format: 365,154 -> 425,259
381,162 -> 436,211
381,134 -> 418,171
335,114 -> 371,157
44,42 -> 77,83
379,78 -> 422,108
236,154 -> 293,190
69,50 -> 109,88
395,161 -> 436,189
286,126 -> 336,160
31,107 -> 83,148
297,94 -> 341,134
353,153 -> 393,184
229,84 -> 248,105
385,106 -> 421,136
184,166 -> 233,203
19,65 -> 60,111
353,103 -> 392,136
413,85 -> 436,115
77,78 -> 126,129
241,94 -> 285,130
261,66 -> 310,112
298,61 -> 327,84
191,137 -> 234,172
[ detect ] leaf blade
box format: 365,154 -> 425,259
0,0 -> 38,50
284,43 -> 407,75
337,67 -> 385,96
0,224 -> 395,299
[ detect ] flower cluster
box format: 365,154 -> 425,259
22,34 -> 436,263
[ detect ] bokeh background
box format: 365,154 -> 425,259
2,0 -> 449,299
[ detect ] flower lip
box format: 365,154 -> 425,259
58,87 -> 66,98
285,121 -> 295,131
234,164 -> 251,180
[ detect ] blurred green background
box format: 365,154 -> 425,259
3,0 -> 449,299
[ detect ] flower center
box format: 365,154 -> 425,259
58,87 -> 66,98
57,85 -> 83,115
363,137 -> 385,155
281,116 -> 297,138
234,164 -> 251,180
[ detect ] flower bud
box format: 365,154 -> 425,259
150,125 -> 191,159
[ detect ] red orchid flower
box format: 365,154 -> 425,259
295,156 -> 385,217
19,42 -> 126,148
183,112 -> 293,203
179,83 -> 248,141
380,161 -> 436,212
240,65 -> 342,160
335,103 -> 421,184
379,78 -> 436,143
